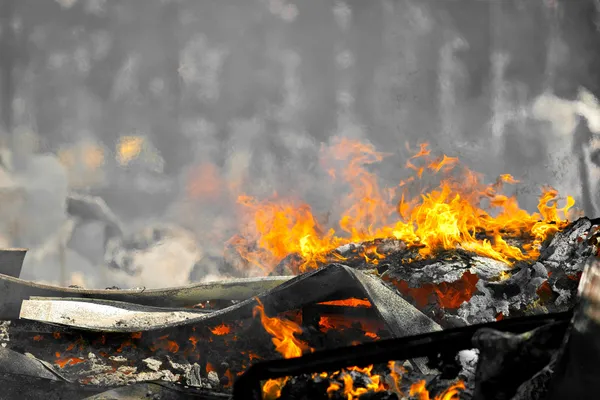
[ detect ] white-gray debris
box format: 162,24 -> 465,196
136,370 -> 179,383
532,262 -> 549,278
185,363 -> 202,387
542,218 -> 592,272
457,349 -> 479,381
207,370 -> 220,387
167,356 -> 192,374
117,365 -> 137,375
143,357 -> 163,372
0,321 -> 10,343
421,261 -> 466,284
552,285 -> 572,307
108,355 -> 127,363
457,281 -> 498,324
470,256 -> 511,280
376,239 -> 406,254
335,243 -> 360,255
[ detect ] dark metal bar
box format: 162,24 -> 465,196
232,311 -> 572,400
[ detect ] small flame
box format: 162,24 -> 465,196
253,298 -> 309,359
318,298 -> 372,308
410,380 -> 465,400
317,315 -> 381,339
209,324 -> 232,336
325,365 -> 386,399
263,377 -> 290,400
116,136 -> 144,166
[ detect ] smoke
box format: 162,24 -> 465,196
2,0 -> 599,288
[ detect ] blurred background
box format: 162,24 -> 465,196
0,0 -> 599,288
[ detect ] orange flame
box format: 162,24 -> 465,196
410,380 -> 465,400
209,324 -> 232,336
253,298 -> 309,359
263,377 -> 290,400
318,298 -> 372,308
233,140 -> 573,274
325,365 -> 387,399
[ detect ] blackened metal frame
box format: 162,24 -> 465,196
232,311 -> 572,400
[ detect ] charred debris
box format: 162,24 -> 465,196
0,216 -> 598,399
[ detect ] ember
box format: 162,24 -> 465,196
318,298 -> 372,308
210,324 -> 233,336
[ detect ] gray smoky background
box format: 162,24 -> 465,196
0,0 -> 599,289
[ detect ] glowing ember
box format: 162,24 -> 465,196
232,140 -> 573,274
209,324 -> 232,336
54,352 -> 85,369
317,315 -> 382,339
391,271 -> 480,309
318,298 -> 372,308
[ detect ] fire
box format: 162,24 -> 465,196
317,316 -> 381,340
209,324 -> 232,336
54,352 -> 85,369
149,335 -> 179,353
232,139 -> 573,274
253,298 -> 309,359
410,380 -> 465,400
263,377 -> 289,399
116,135 -> 144,166
318,298 -> 372,308
324,365 -> 392,399
391,271 -> 479,309
256,307 -> 463,399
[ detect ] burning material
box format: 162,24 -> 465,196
231,141 -> 573,276
0,139 -> 598,399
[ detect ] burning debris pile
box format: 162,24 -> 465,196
0,141 -> 597,399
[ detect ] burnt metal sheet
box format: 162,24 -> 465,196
0,248 -> 26,278
82,382 -> 230,400
20,298 -> 212,332
18,264 -> 440,339
0,346 -> 68,382
0,272 -> 292,319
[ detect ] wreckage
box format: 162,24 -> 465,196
0,142 -> 597,399
0,214 -> 597,399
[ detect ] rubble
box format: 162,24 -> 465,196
143,357 -> 162,372
0,218 -> 596,399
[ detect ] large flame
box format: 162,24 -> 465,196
233,139 -> 573,274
